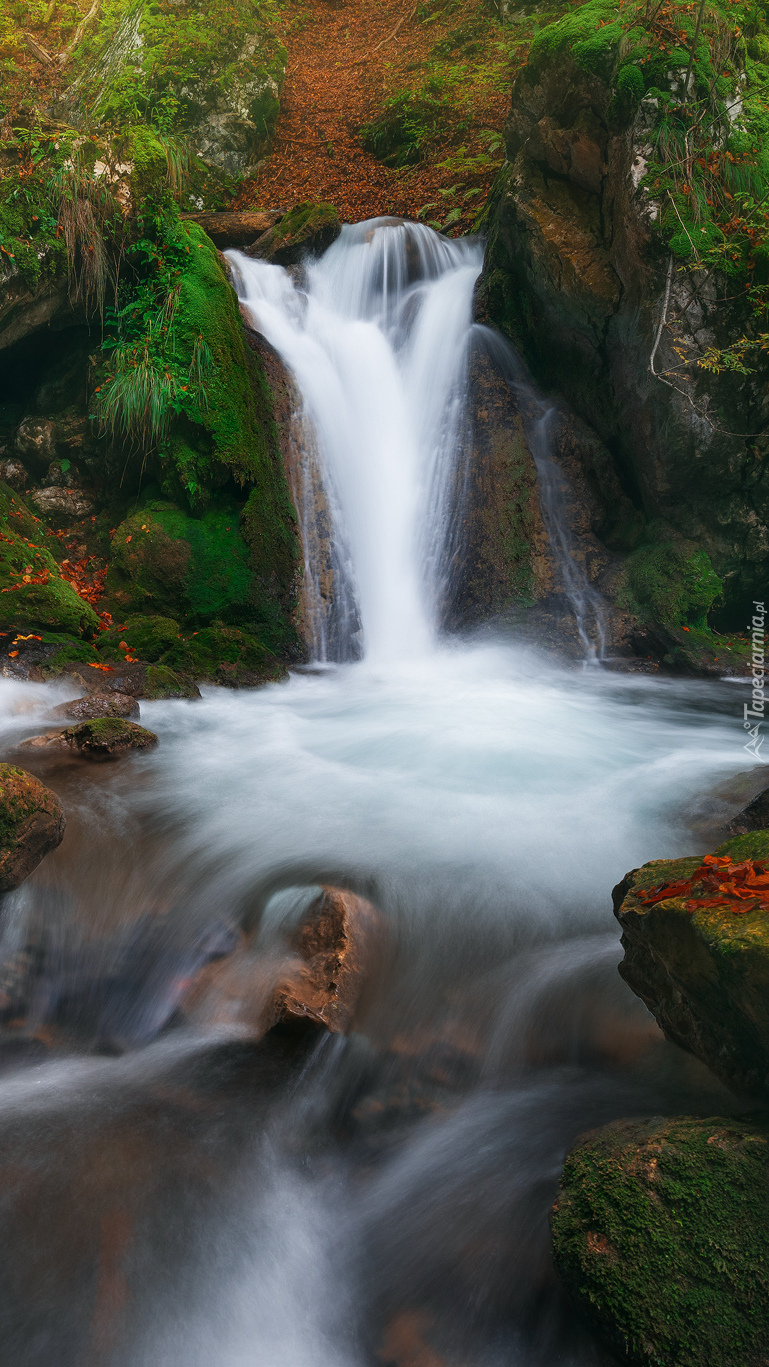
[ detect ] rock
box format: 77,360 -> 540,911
245,202 -> 341,267
614,831 -> 769,1098
17,731 -> 69,751
29,487 -> 95,523
179,210 -> 283,248
63,719 -> 159,761
0,486 -> 101,638
727,786 -> 769,836
59,660 -> 201,701
98,615 -> 181,664
0,764 -> 65,891
61,0 -> 285,177
0,459 -> 28,491
480,18 -> 769,632
13,417 -> 56,471
158,625 -> 286,687
180,886 -> 380,1036
550,1114 -> 769,1367
49,694 -> 140,722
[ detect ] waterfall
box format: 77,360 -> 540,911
227,220 -> 483,664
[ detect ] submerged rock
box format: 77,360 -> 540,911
551,1114 -> 769,1367
64,719 -> 159,761
245,202 -> 341,266
50,693 -> 140,722
0,764 -> 65,891
614,832 -> 769,1098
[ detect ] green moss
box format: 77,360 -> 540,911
0,487 -> 100,638
716,831 -> 769,863
618,532 -> 723,630
528,0 -> 638,80
159,624 -> 284,682
551,1114 -> 769,1367
0,764 -> 44,848
98,613 -> 180,662
65,717 -> 158,752
143,664 -> 197,699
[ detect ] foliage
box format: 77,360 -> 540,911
618,528 -> 723,628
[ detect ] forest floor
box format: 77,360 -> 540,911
237,0 -> 558,233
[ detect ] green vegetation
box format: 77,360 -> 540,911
0,485 -> 100,637
618,526 -> 723,629
552,1114 -> 769,1367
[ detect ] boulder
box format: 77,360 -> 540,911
728,786 -> 769,836
0,764 -> 65,891
49,694 -> 140,722
550,1114 -> 769,1367
63,719 -> 159,761
58,660 -> 200,701
0,459 -> 28,491
614,832 -> 769,1098
29,487 -> 95,523
245,202 -> 341,267
13,417 -> 56,472
180,886 -> 380,1036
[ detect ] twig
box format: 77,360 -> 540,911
344,3 -> 416,66
684,0 -> 707,99
23,32 -> 55,65
667,188 -> 699,259
58,0 -> 101,68
649,254 -> 675,377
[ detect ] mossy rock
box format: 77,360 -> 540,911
64,718 -> 159,761
0,486 -> 100,639
105,498 -> 297,654
159,625 -> 286,684
0,764 -> 65,890
617,531 -> 723,631
248,202 -> 341,266
551,1114 -> 769,1367
614,832 -> 769,1098
98,614 -> 181,663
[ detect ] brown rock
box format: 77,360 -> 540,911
179,210 -> 283,247
180,886 -> 380,1037
0,763 -> 65,891
49,693 -> 140,722
64,719 -> 159,761
29,487 -> 95,521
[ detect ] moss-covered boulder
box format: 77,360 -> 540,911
98,615 -> 181,664
550,1114 -> 769,1367
58,660 -> 200,702
64,719 -> 159,761
247,203 -> 341,267
159,625 -> 285,685
614,832 -> 769,1098
62,0 -> 286,177
0,485 -> 100,638
0,764 -> 65,890
50,693 -> 139,722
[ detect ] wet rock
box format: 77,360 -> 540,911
17,731 -> 70,752
49,694 -> 140,722
727,786 -> 769,836
551,1114 -> 769,1367
614,831 -> 769,1098
59,660 -> 201,701
13,417 -> 56,470
179,210 -> 283,248
29,486 -> 95,523
0,764 -> 65,891
180,886 -> 380,1037
64,719 -> 159,761
245,202 -> 341,266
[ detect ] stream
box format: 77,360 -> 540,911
0,221 -> 759,1366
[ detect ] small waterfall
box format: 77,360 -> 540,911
227,220 -> 483,664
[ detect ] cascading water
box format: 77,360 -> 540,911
227,221 -> 482,663
0,220 -> 758,1367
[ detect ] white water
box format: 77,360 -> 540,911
0,222 -> 761,1365
227,221 -> 482,663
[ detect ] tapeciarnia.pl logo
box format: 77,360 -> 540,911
744,600 -> 766,761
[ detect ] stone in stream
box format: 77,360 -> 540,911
63,719 -> 159,761
613,831 -> 769,1099
180,886 -> 380,1037
59,660 -> 201,701
0,764 -> 65,891
727,785 -> 769,835
50,693 -> 140,722
244,201 -> 341,266
550,1114 -> 769,1367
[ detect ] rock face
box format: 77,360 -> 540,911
728,786 -> 769,836
613,832 -> 769,1098
0,764 -> 65,891
64,719 -> 159,760
60,660 -> 201,701
550,1114 -> 769,1367
480,18 -> 769,631
181,886 -> 380,1036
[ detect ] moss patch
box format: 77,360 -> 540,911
0,485 -> 100,638
551,1114 -> 769,1367
159,624 -> 285,683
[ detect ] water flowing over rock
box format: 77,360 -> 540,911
0,763 -> 65,890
